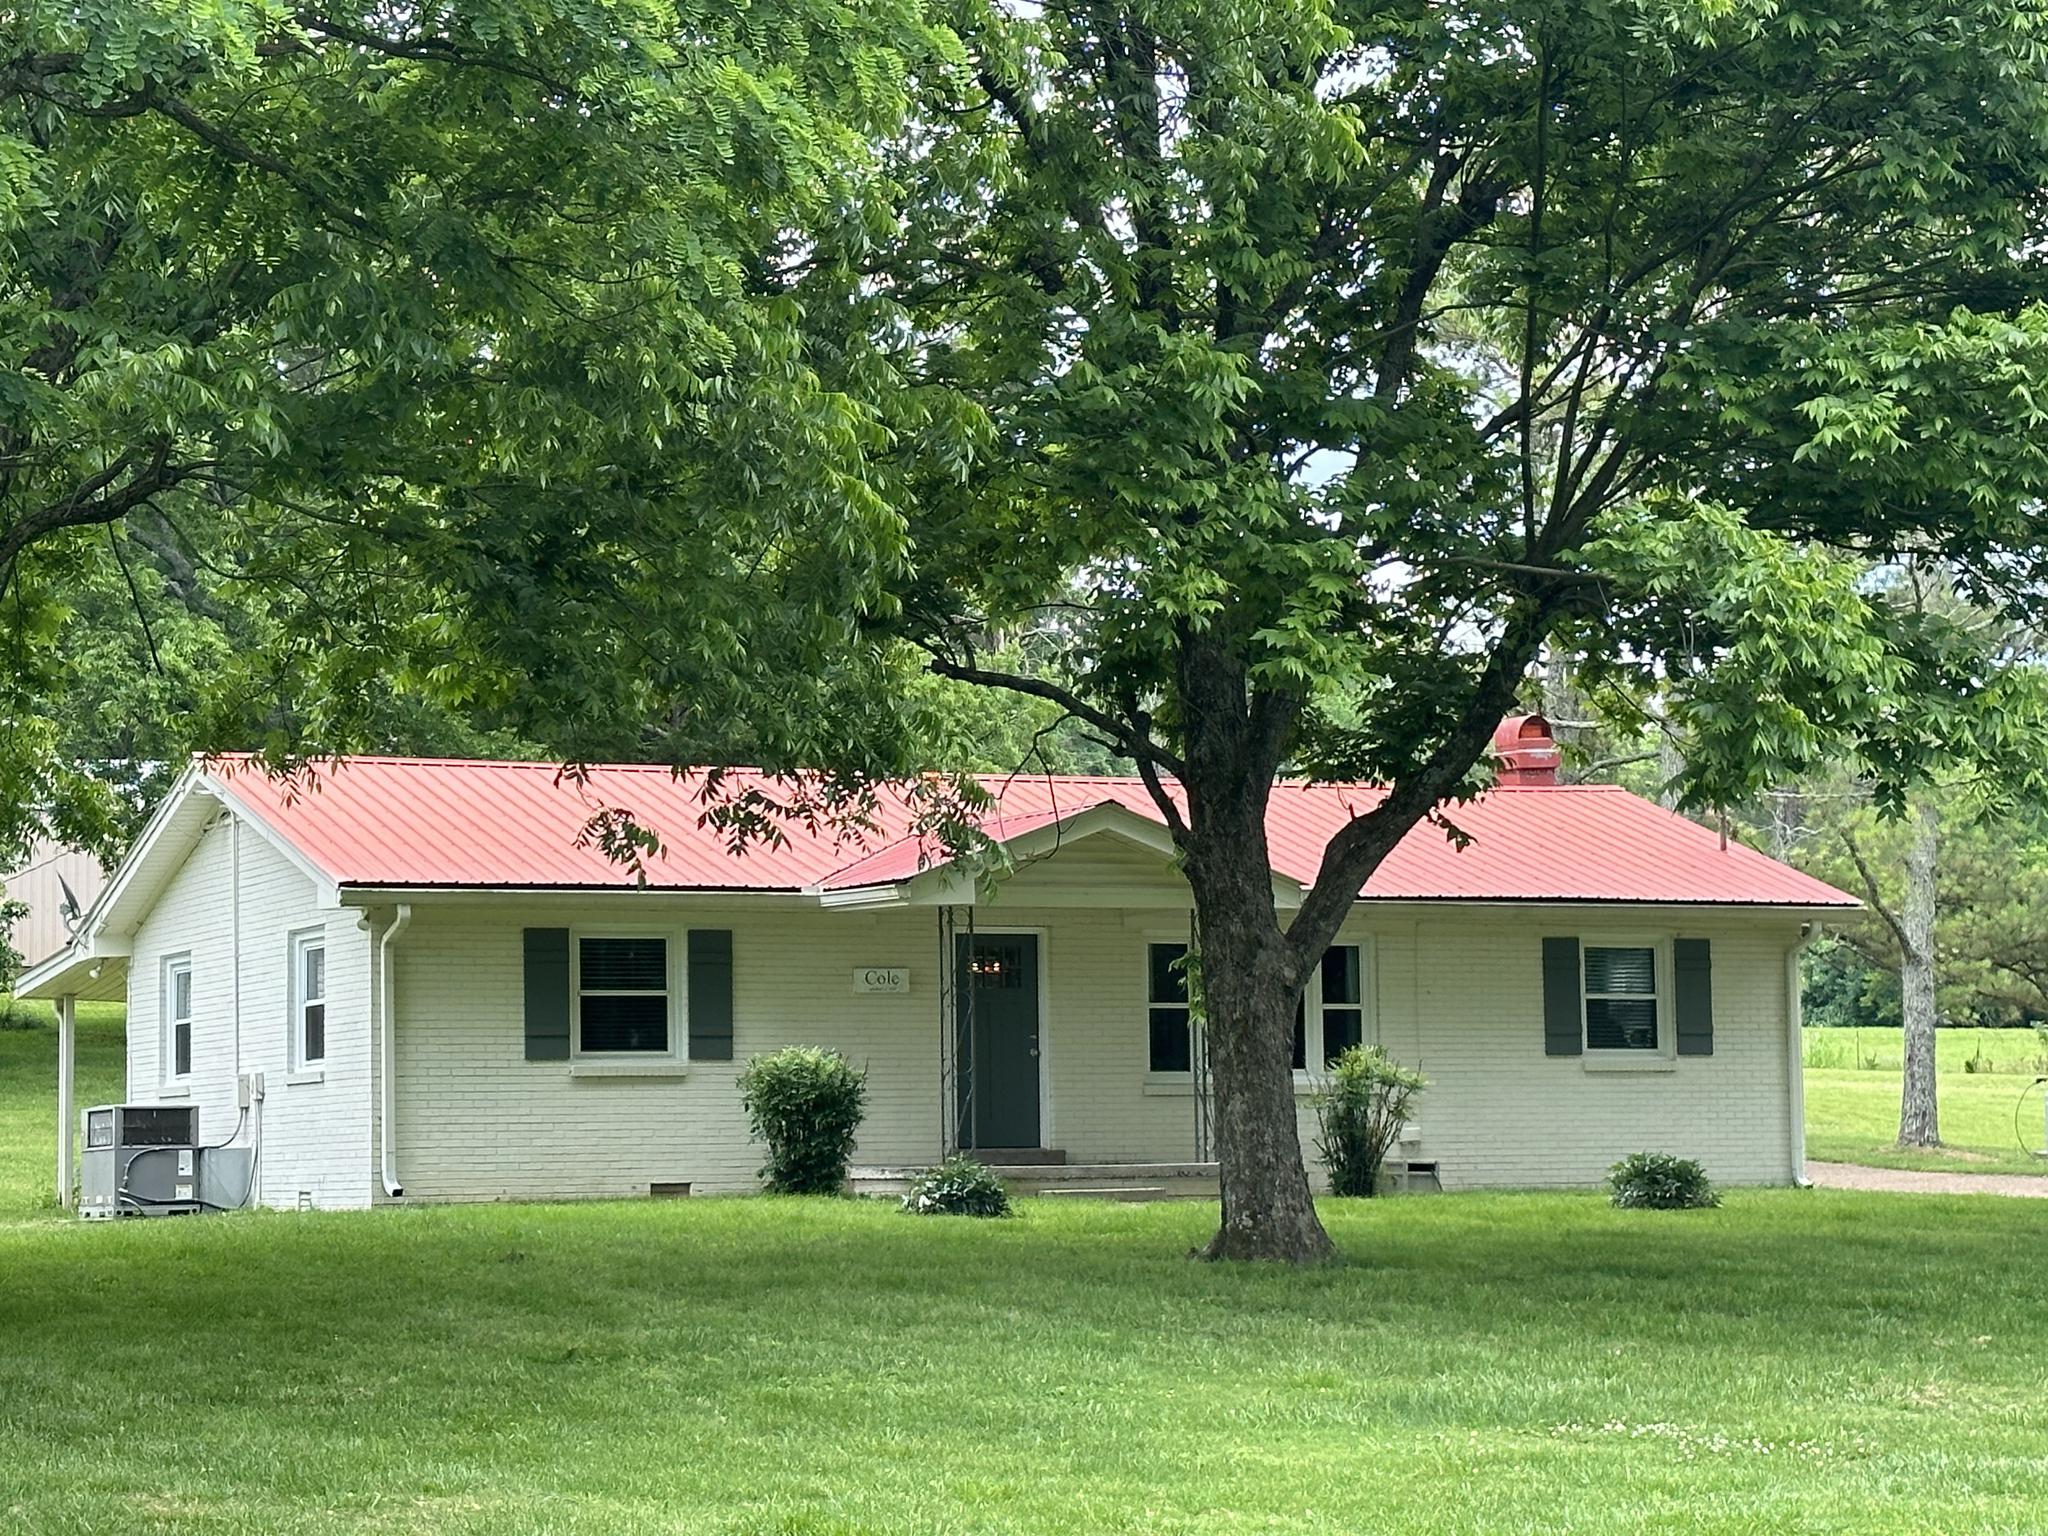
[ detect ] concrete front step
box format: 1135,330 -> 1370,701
849,1160 -> 1219,1202
1039,1186 -> 1165,1202
968,1147 -> 1069,1166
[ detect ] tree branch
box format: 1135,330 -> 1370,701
925,653 -> 1185,777
1841,830 -> 1911,954
1283,597 -> 1558,972
0,445 -> 197,575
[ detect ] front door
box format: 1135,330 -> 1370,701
954,933 -> 1041,1150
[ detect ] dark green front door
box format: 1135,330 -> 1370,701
955,933 -> 1041,1150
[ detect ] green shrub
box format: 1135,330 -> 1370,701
1608,1151 -> 1721,1210
736,1047 -> 868,1195
900,1155 -> 1012,1217
1311,1045 -> 1426,1198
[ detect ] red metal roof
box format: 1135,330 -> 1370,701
207,755 -> 1856,907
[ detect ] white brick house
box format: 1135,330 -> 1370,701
22,722 -> 1854,1210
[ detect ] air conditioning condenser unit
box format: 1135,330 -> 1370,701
79,1104 -> 253,1218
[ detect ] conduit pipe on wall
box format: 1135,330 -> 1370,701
379,903 -> 412,1198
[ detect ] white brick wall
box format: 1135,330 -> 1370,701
126,814 -> 373,1209
1352,911 -> 1799,1188
388,900 -> 949,1202
384,895 -> 1802,1200
126,804 -> 1803,1204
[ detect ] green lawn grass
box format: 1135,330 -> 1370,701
1803,1028 -> 2048,1176
4,1193 -> 2048,1534
0,998 -> 125,1219
0,1015 -> 2039,1531
0,1009 -> 2046,1531
1802,1025 -> 2048,1075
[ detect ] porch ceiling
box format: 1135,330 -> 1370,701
16,945 -> 128,1003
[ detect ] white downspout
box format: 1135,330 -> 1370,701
1787,927 -> 1812,1187
231,814 -> 242,1081
379,904 -> 412,1198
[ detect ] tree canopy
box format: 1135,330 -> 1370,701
2,0 -> 945,861
14,0 -> 2048,1258
830,0 -> 2048,1255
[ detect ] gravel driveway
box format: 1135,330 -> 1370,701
1807,1160 -> 2048,1198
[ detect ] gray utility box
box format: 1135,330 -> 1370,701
79,1104 -> 254,1219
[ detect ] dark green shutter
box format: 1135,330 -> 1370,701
1674,938 -> 1714,1056
688,929 -> 734,1061
1542,937 -> 1583,1056
523,927 -> 571,1060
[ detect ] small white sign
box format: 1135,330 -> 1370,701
854,966 -> 910,994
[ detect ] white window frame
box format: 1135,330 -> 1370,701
1141,934 -> 1376,1089
1142,938 -> 1195,1077
1580,934 -> 1674,1063
161,953 -> 194,1087
289,929 -> 328,1071
1306,940 -> 1369,1073
570,929 -> 678,1059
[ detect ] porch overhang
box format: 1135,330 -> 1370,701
15,939 -> 128,1004
813,799 -> 1306,911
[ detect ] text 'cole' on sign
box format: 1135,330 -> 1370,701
854,967 -> 910,994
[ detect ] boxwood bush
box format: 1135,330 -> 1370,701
737,1047 -> 867,1195
1608,1151 -> 1721,1210
901,1155 -> 1012,1217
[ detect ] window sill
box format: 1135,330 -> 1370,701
156,1084 -> 192,1099
569,1062 -> 691,1080
1582,1054 -> 1678,1074
284,1069 -> 326,1087
1144,1074 -> 1322,1097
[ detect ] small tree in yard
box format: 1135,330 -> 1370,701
1313,1048 -> 1426,1199
737,1048 -> 869,1196
1780,582 -> 2048,1151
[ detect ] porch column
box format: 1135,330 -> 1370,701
55,993 -> 76,1210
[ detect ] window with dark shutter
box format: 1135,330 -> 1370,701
1542,938 -> 1582,1056
686,930 -> 734,1060
523,928 -> 571,1060
1674,938 -> 1714,1056
1584,945 -> 1660,1051
578,936 -> 670,1053
1147,942 -> 1191,1072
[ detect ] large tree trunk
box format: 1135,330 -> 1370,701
1184,841 -> 1335,1264
1898,799 -> 1940,1148
1174,647 -> 1336,1263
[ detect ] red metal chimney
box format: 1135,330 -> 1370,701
1492,714 -> 1561,787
